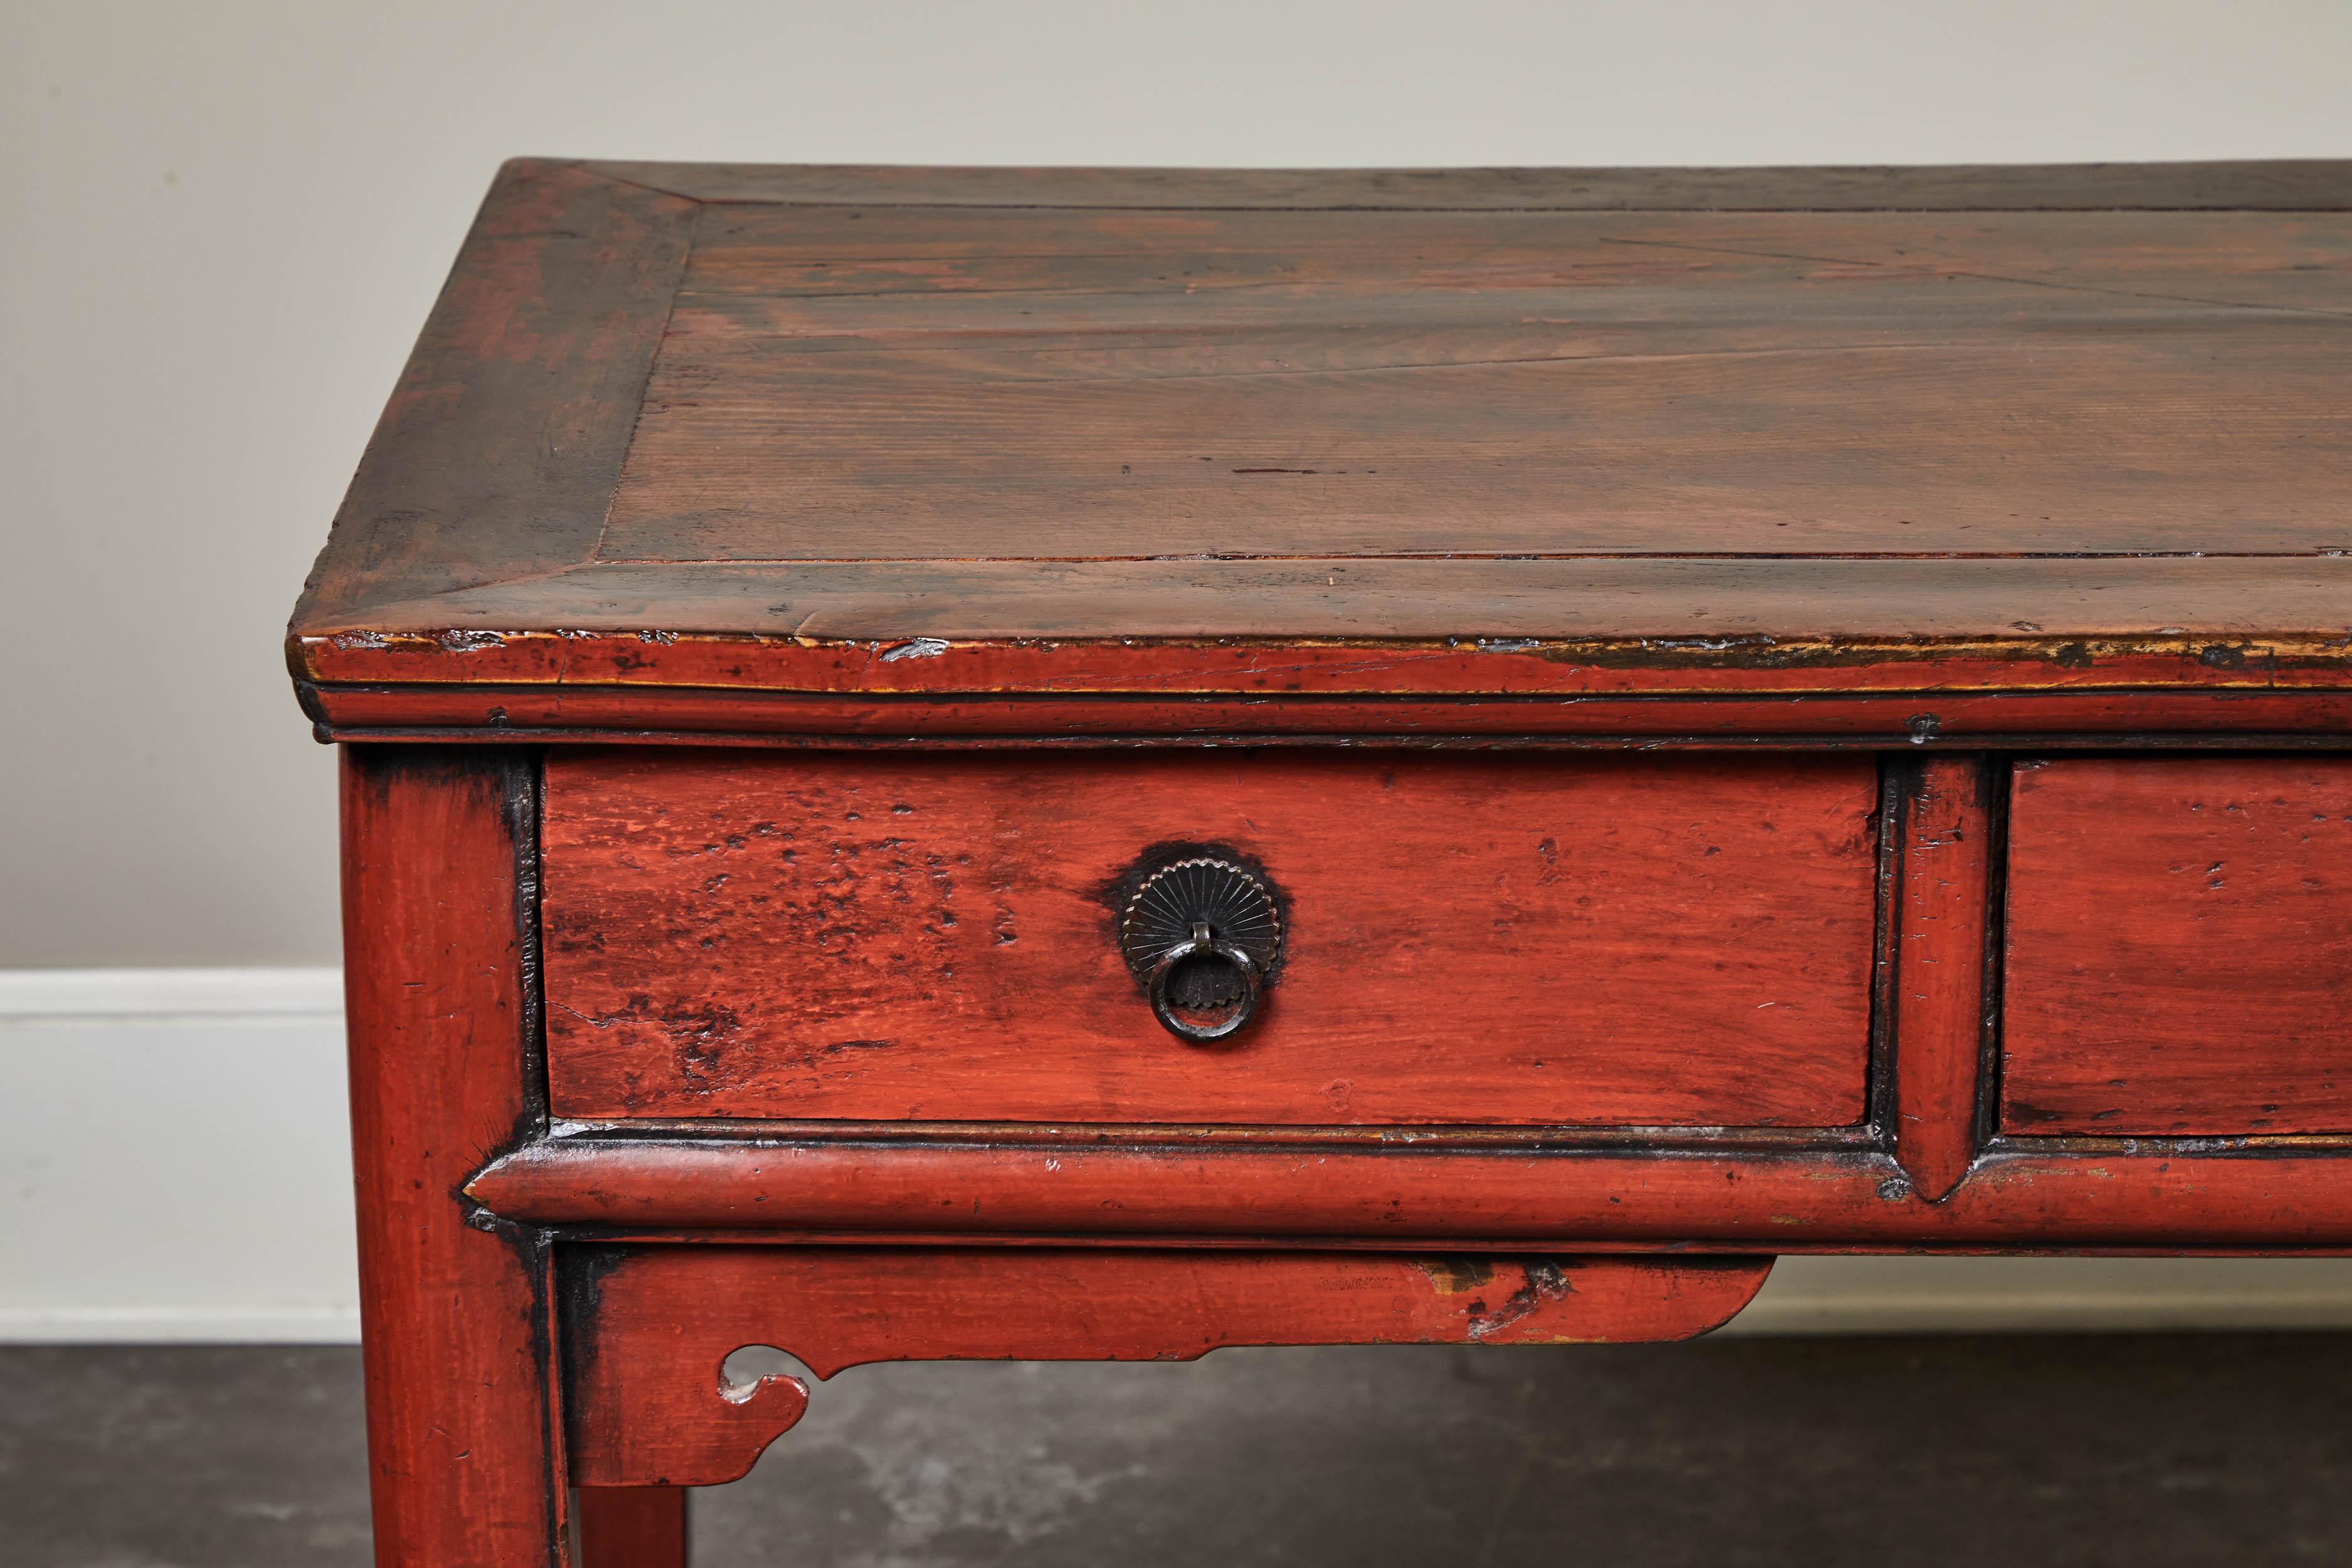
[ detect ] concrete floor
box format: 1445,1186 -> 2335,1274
6,1337 -> 2351,1567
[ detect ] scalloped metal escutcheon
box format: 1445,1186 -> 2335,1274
1120,857 -> 1283,990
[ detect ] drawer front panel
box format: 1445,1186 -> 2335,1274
542,751 -> 1878,1126
2003,758 -> 2352,1135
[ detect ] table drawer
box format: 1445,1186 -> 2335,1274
2003,758 -> 2352,1136
541,751 -> 1879,1127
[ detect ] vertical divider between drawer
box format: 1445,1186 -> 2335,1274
1865,756 -> 1907,1150
513,746 -> 554,1147
1973,758 -> 2014,1160
1887,754 -> 2000,1202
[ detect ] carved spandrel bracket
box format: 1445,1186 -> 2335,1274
563,1246 -> 1773,1487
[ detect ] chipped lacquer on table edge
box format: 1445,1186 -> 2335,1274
292,628 -> 2352,744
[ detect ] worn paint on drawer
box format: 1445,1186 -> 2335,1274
541,751 -> 1879,1127
2004,758 -> 2352,1136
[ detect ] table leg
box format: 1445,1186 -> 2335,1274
343,748 -> 568,1566
576,1487 -> 689,1568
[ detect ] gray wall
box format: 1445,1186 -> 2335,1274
7,0 -> 2351,967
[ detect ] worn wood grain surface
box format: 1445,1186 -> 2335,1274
613,206 -> 2352,564
298,558 -> 2352,661
2002,758 -> 2352,1135
288,161 -> 2352,735
563,1247 -> 1774,1486
541,750 -> 1878,1126
294,162 -> 692,625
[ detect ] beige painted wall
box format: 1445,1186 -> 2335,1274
6,0 -> 2351,965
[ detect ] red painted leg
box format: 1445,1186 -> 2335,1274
342,748 -> 568,1566
576,1487 -> 689,1568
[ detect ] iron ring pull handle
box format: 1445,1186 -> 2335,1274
1120,855 -> 1282,1043
1145,920 -> 1264,1043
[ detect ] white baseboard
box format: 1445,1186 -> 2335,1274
0,966 -> 344,1020
8,967 -> 2352,1343
0,1307 -> 361,1344
0,967 -> 359,1345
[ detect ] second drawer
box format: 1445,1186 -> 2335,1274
540,750 -> 1880,1127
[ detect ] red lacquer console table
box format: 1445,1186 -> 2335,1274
291,158 -> 2352,1565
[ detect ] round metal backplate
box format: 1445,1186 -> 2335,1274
1118,857 -> 1283,999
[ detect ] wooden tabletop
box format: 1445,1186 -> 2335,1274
291,160 -> 2352,735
